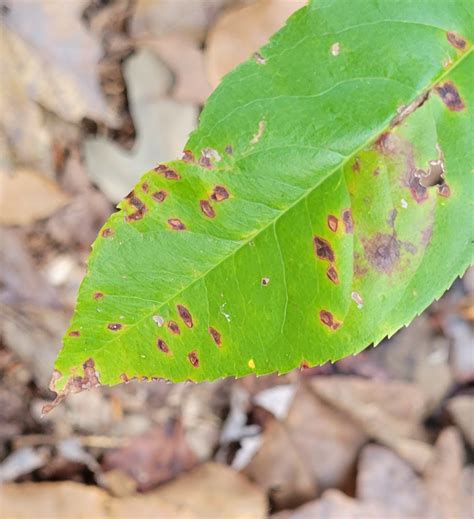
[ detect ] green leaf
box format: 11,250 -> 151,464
49,0 -> 473,403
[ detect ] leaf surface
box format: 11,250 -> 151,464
50,0 -> 474,400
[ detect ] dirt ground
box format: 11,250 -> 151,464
1,1 -> 473,518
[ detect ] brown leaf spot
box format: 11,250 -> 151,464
352,157 -> 361,172
68,330 -> 80,337
447,31 -> 467,50
152,190 -> 167,203
167,320 -> 180,335
141,182 -> 149,193
125,192 -> 148,221
199,148 -> 221,168
157,338 -> 170,354
188,351 -> 200,368
319,310 -> 341,330
327,215 -> 338,232
326,266 -> 339,284
177,304 -> 193,328
200,200 -> 215,218
435,81 -> 465,111
407,170 -> 428,204
437,182 -> 451,197
182,149 -> 195,162
363,233 -> 400,275
208,326 -> 222,347
261,277 -> 270,286
93,292 -> 104,300
342,209 -> 354,233
168,218 -> 186,231
108,323 -> 123,331
154,164 -> 181,180
101,227 -> 114,238
253,51 -> 266,64
210,185 -> 229,202
314,236 -> 335,262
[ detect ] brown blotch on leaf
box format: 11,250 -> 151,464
352,157 -> 361,172
188,351 -> 200,368
319,310 -> 341,330
210,185 -> 229,202
435,81 -> 465,111
342,209 -> 354,234
407,170 -> 428,204
101,227 -> 113,238
182,149 -> 195,162
68,330 -> 80,337
167,320 -> 181,335
152,190 -> 167,203
177,304 -> 193,328
157,338 -> 170,354
141,182 -> 149,193
154,164 -> 181,180
125,192 -> 148,221
93,292 -> 104,300
253,51 -> 266,65
327,215 -> 338,232
314,236 -> 335,262
261,277 -> 270,286
437,182 -> 451,197
209,326 -> 222,347
108,323 -> 123,331
447,31 -> 466,50
326,266 -> 339,284
168,218 -> 186,231
363,233 -> 400,275
200,200 -> 215,218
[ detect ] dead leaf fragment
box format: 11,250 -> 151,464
447,395 -> 474,448
206,0 -> 306,87
0,170 -> 70,226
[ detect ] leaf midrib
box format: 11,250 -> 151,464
90,46 -> 472,353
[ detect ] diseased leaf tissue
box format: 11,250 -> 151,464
46,0 -> 473,411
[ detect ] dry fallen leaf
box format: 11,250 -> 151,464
447,395 -> 474,448
0,170 -> 70,226
205,0 -> 306,88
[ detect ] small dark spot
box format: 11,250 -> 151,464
352,157 -> 361,172
167,320 -> 180,335
437,182 -> 451,197
93,292 -> 104,300
154,164 -> 181,180
200,200 -> 215,218
407,170 -> 428,204
157,338 -> 170,353
188,351 -> 200,368
225,145 -> 233,155
177,304 -> 193,328
447,31 -> 466,50
120,373 -> 130,383
300,361 -> 310,370
199,148 -> 221,168
253,51 -> 266,64
261,277 -> 270,286
125,193 -> 147,221
326,266 -> 339,284
199,155 -> 212,168
108,323 -> 123,331
101,227 -> 113,238
68,330 -> 80,337
209,326 -> 222,347
373,168 -> 380,177
327,215 -> 338,232
387,208 -> 398,228
342,209 -> 354,233
168,218 -> 186,231
152,190 -> 167,203
363,233 -> 400,275
319,310 -> 341,330
435,81 -> 465,111
141,182 -> 149,193
314,236 -> 335,262
182,149 -> 195,162
210,185 -> 229,202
